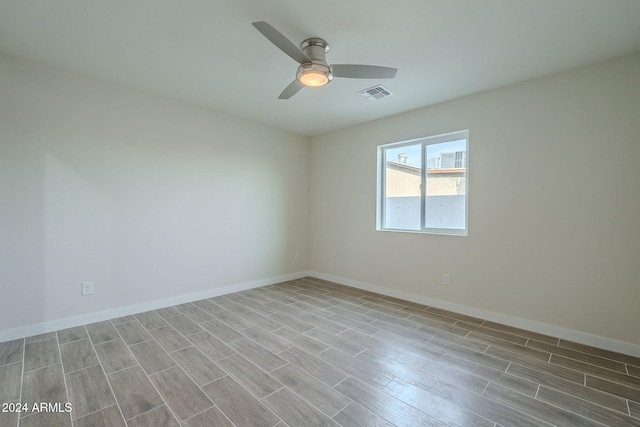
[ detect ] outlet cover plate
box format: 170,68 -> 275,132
442,274 -> 450,286
81,281 -> 94,296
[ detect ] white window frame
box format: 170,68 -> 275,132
376,130 -> 469,236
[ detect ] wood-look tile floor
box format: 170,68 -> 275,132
1,277 -> 639,426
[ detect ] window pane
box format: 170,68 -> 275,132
384,144 -> 422,230
377,130 -> 468,235
424,139 -> 466,229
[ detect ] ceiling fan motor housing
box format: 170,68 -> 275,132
297,38 -> 333,86
301,38 -> 330,58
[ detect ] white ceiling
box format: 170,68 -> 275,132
2,0 -> 640,136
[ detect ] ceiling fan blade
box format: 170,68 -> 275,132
332,64 -> 397,79
252,21 -> 310,64
278,80 -> 305,99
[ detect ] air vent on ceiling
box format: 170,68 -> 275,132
358,85 -> 393,101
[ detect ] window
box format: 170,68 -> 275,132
377,130 -> 468,235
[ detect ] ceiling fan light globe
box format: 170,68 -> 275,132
300,71 -> 329,87
296,63 -> 332,87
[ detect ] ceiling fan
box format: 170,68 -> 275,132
252,21 -> 398,99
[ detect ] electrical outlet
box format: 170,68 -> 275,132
442,273 -> 450,286
294,253 -> 300,262
81,281 -> 94,296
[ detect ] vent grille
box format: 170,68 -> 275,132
358,85 -> 393,101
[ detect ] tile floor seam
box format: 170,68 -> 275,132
545,348 -> 630,372
480,381 -> 492,396
376,386 -> 445,426
331,399 -> 354,419
74,403 -> 120,424
583,372 -> 640,389
65,403 -> 111,424
304,374 -> 360,419
217,354 -> 284,397
532,374 -> 636,415
146,364 -> 177,377
194,373 -> 231,391
257,385 -> 287,402
61,360 -> 103,377
178,403 -> 224,425
15,339 -> 25,427
542,384 -> 635,418
1,360 -> 22,370
109,321 -> 181,424
560,341 -> 640,365
332,375 -> 353,391
235,383 -> 286,426
25,333 -> 57,344
124,405 -> 167,424
82,326 -> 129,426
259,385 -> 346,422
133,328 -> 218,422
479,384 -> 555,427
117,375 -> 170,422
97,360 -> 134,376
532,388 -> 626,426
53,332 -> 74,426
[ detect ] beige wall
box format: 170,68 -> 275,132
309,54 -> 640,349
0,53 -> 310,334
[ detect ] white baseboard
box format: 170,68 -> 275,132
308,271 -> 640,358
0,271 -> 308,343
4,269 -> 639,358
